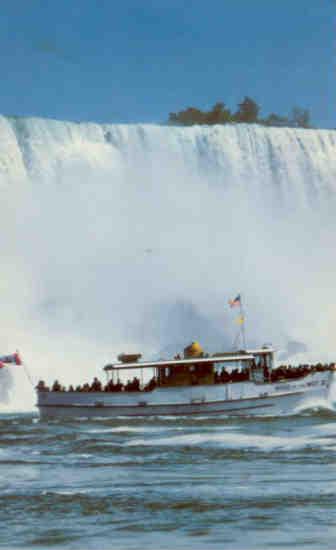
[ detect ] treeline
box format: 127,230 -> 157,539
168,97 -> 311,129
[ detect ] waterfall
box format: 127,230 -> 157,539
0,115 -> 336,408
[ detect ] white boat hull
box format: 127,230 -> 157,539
37,371 -> 334,419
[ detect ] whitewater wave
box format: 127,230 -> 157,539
127,430 -> 336,452
85,426 -> 161,434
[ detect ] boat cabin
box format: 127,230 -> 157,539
104,344 -> 275,389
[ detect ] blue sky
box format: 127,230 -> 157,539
0,0 -> 334,127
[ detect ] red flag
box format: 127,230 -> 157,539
0,352 -> 22,366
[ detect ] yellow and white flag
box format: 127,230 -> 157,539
235,315 -> 245,325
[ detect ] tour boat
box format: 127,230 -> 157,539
36,343 -> 335,418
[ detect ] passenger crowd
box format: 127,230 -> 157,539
36,376 -> 157,393
36,362 -> 335,393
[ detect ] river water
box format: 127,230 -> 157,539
1,410 -> 336,549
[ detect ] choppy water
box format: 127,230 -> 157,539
1,411 -> 336,549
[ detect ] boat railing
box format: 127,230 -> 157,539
36,362 -> 335,394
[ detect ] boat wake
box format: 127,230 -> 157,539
293,375 -> 336,415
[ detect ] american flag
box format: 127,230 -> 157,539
228,294 -> 241,308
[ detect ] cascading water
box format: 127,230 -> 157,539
1,115 -> 336,409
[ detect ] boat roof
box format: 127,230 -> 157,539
104,348 -> 274,371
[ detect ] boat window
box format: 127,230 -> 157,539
254,353 -> 273,369
265,353 -> 274,370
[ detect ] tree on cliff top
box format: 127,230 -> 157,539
291,107 -> 311,129
168,97 -> 311,129
169,107 -> 205,125
169,102 -> 232,126
234,96 -> 260,123
206,102 -> 232,124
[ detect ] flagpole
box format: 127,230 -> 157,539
239,294 -> 247,350
22,362 -> 34,387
